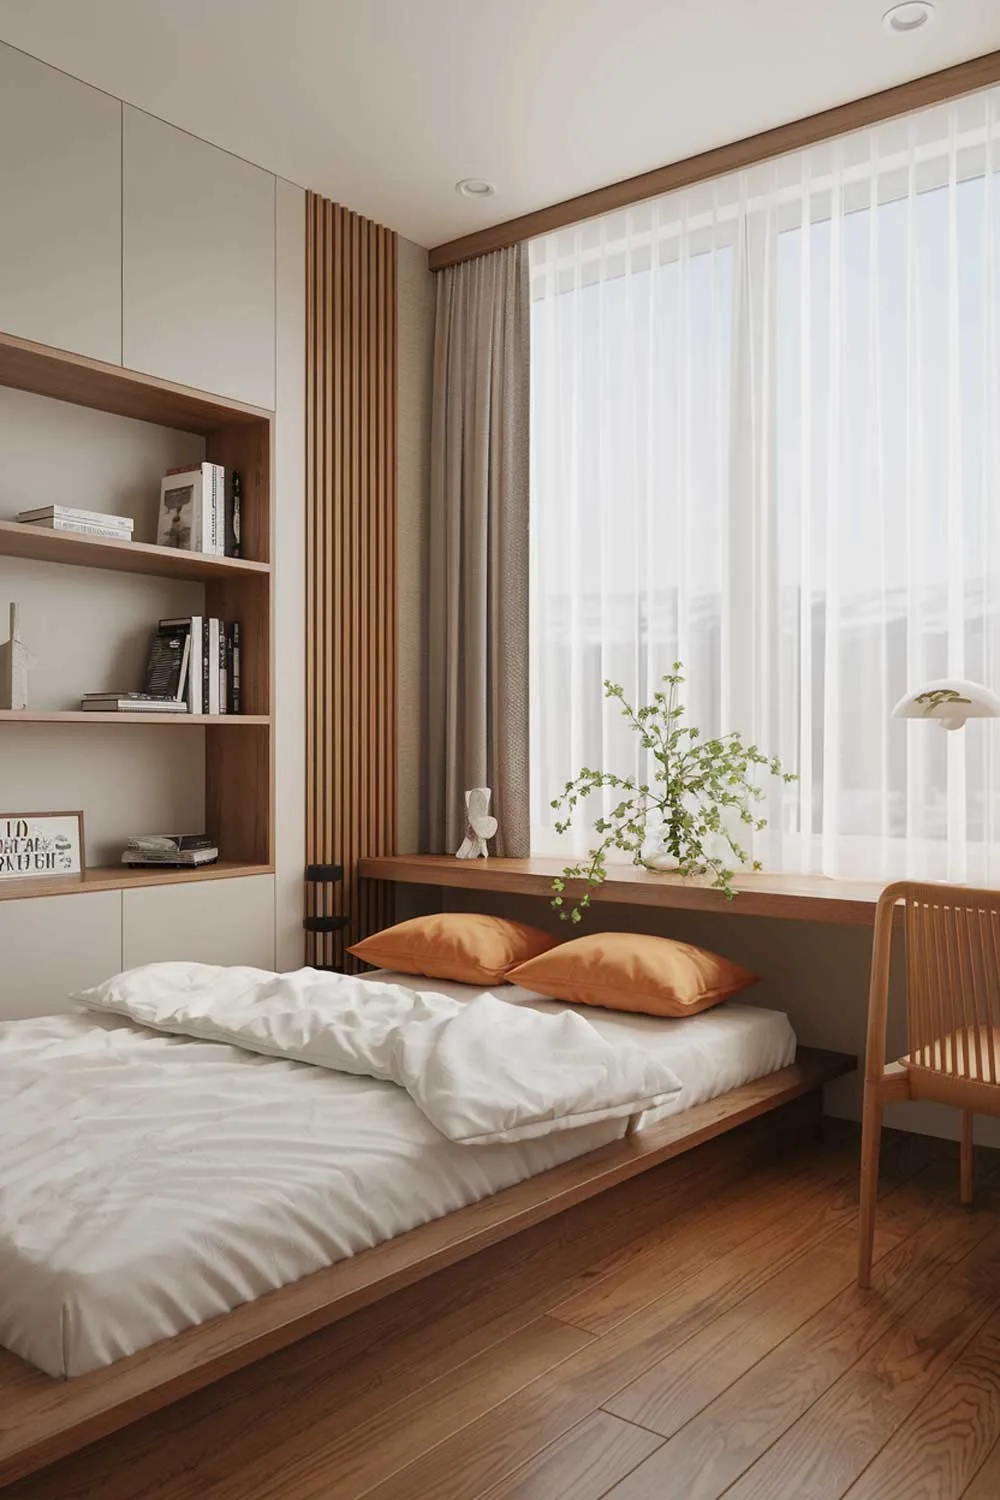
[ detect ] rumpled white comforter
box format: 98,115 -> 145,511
76,963 -> 684,1144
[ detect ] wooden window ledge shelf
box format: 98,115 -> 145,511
360,855 -> 893,926
0,861 -> 274,902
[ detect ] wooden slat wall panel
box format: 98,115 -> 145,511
306,193 -> 397,969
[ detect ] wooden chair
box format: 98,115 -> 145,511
859,879 -> 1000,1289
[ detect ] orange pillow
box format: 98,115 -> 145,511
348,913 -> 559,986
507,931 -> 758,1017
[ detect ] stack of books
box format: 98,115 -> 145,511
79,615 -> 241,716
18,505 -> 134,541
81,692 -> 188,714
153,615 -> 241,715
157,463 -> 242,557
122,834 -> 219,868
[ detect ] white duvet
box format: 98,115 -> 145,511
75,963 -> 684,1143
0,967 -> 795,1379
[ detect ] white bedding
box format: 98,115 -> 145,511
74,963 -> 685,1144
0,973 -> 795,1379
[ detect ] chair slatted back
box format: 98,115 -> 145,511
898,882 -> 1000,1082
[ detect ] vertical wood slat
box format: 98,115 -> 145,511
305,193 -> 397,969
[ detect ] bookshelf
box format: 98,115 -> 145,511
0,329 -> 274,887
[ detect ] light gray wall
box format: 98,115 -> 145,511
396,234 -> 434,857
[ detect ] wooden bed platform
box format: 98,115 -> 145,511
0,1046 -> 853,1488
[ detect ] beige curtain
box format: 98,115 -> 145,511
424,245 -> 530,856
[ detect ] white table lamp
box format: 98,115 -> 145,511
892,678 -> 1000,732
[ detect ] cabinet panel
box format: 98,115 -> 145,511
123,874 -> 275,969
123,109 -> 276,408
0,43 -> 122,363
0,890 -> 122,1018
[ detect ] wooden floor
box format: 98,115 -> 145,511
8,1113 -> 1000,1500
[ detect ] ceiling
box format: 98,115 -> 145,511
0,0 -> 998,249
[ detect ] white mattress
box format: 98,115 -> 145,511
0,978 -> 794,1379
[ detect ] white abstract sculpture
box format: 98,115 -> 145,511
456,787 -> 498,859
0,604 -> 32,711
892,678 -> 1000,732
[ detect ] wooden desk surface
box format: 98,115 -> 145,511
360,854 -> 889,926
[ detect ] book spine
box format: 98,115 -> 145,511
207,619 -> 221,715
29,520 -> 132,538
208,465 -> 218,556
191,616 -> 203,714
19,507 -> 134,529
219,618 -> 228,715
229,471 -> 242,559
215,465 -> 226,556
229,621 -> 241,715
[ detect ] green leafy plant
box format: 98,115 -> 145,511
549,664 -> 796,922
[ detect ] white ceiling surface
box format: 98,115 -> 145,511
0,0 -> 998,247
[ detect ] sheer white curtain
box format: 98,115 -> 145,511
530,86 -> 1000,882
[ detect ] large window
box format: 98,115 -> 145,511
529,88 -> 1000,882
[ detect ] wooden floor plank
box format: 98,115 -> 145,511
599,1183 -> 1000,1500
477,1412 -> 663,1500
961,1437 -> 1000,1499
605,1159 -> 1000,1439
841,1308 -> 1000,1500
347,1140 -> 941,1500
550,1133 -> 865,1335
701,1223 -> 1000,1500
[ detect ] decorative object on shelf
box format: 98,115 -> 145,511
456,787 -> 498,859
0,603 -> 34,711
17,506 -> 134,541
121,833 -> 218,868
892,678 -> 1000,731
0,810 -> 84,883
548,664 -> 796,922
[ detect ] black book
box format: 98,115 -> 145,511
228,621 -> 242,714
143,624 -> 191,701
227,470 -> 242,558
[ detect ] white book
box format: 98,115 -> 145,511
25,519 -> 133,538
18,506 -> 134,531
212,465 -> 224,556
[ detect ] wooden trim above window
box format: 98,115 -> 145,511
428,48 -> 1000,272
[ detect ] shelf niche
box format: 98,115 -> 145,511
0,329 -> 274,882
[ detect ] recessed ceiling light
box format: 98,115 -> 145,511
882,1 -> 934,33
455,178 -> 497,199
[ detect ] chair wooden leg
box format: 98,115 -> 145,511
961,1110 -> 974,1205
858,1085 -> 883,1289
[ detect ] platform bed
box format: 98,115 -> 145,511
0,1045 -> 852,1487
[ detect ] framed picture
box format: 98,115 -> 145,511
0,811 -> 85,885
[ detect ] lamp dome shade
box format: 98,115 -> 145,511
892,678 -> 1000,730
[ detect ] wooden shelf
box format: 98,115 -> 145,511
0,710 -> 269,725
0,860 -> 274,902
360,854 -> 890,926
0,518 -> 269,580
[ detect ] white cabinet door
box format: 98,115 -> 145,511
0,890 -> 122,1019
0,43 -> 122,364
123,109 -> 275,408
123,875 -> 276,969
